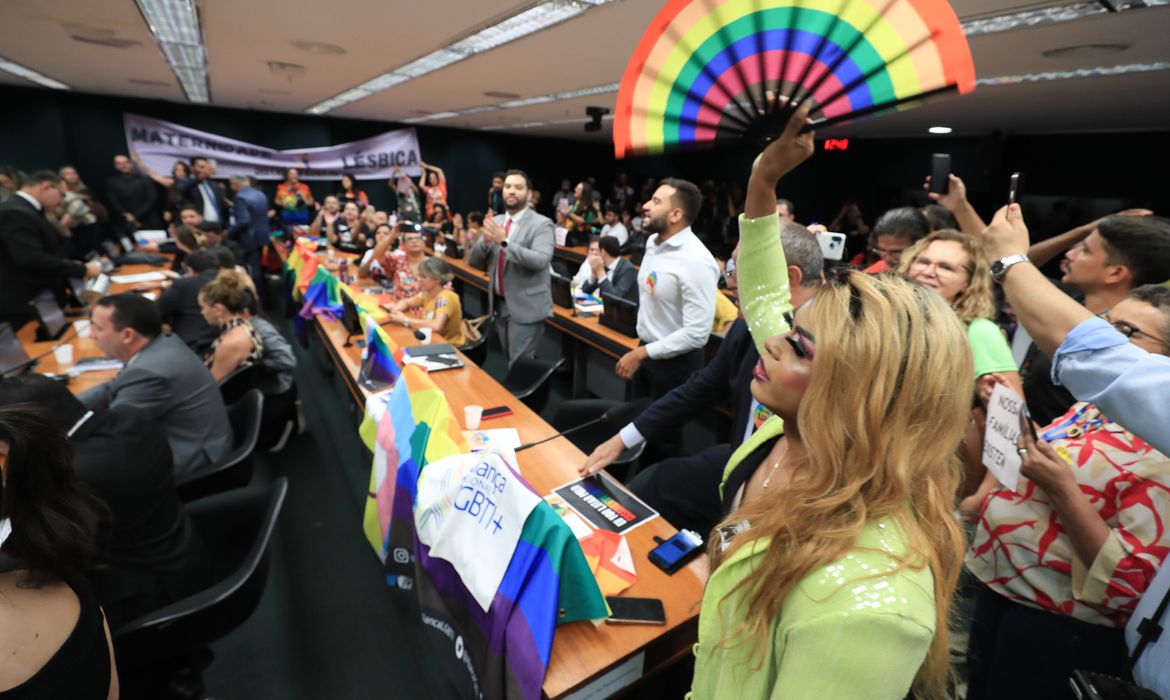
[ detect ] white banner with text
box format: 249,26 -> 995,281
123,113 -> 421,181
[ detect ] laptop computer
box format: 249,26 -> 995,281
340,291 -> 362,339
550,272 -> 573,309
442,235 -> 464,259
29,291 -> 67,341
598,292 -> 638,338
0,323 -> 33,377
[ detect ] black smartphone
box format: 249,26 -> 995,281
1018,402 -> 1038,442
1009,172 -> 1023,205
605,596 -> 667,625
481,405 -> 512,421
648,529 -> 704,574
930,153 -> 951,195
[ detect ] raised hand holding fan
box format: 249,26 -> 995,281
612,0 -> 976,158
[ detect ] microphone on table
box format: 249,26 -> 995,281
514,403 -> 641,453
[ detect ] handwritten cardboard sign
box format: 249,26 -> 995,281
983,384 -> 1025,492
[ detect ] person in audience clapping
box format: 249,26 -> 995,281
198,269 -> 263,383
422,203 -> 454,237
963,282 -> 1170,699
691,104 -> 969,700
358,223 -> 396,282
385,257 -> 464,346
324,201 -> 371,253
0,405 -> 119,699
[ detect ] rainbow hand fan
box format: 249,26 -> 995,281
612,0 -> 975,158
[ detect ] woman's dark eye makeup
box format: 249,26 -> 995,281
784,333 -> 813,359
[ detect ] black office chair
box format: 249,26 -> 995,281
458,315 -> 494,367
550,399 -> 651,479
502,357 -> 565,414
218,363 -> 258,405
176,389 -> 263,502
114,478 -> 289,698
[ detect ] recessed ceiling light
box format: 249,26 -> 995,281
484,91 -> 521,99
291,39 -> 346,56
0,55 -> 69,90
928,126 -> 953,134
1042,43 -> 1130,58
307,0 -> 616,115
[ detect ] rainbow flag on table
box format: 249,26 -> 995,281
360,365 -> 606,700
360,320 -> 402,390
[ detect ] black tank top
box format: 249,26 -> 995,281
0,572 -> 111,699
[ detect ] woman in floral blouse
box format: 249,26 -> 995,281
964,286 -> 1170,699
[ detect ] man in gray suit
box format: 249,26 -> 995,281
468,169 -> 555,366
79,293 -> 232,476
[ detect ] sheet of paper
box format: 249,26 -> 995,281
462,428 -> 522,452
982,384 -> 1025,492
69,359 -> 125,373
110,271 -> 169,284
134,229 -> 168,242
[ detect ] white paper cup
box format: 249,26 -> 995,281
53,344 -> 74,366
419,327 -> 433,344
464,405 -> 484,431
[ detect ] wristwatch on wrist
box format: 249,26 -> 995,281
990,254 -> 1031,283
499,239 -> 508,248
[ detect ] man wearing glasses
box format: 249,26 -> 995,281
1016,214 -> 1170,425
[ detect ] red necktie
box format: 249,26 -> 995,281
496,217 -> 512,297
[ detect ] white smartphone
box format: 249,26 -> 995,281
815,231 -> 846,261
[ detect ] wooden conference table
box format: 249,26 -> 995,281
17,250 -> 706,696
283,244 -> 705,698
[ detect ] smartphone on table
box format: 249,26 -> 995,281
481,405 -> 512,421
605,596 -> 667,625
648,529 -> 704,575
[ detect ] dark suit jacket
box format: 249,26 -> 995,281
105,172 -> 160,227
78,334 -> 232,476
632,318 -> 757,447
176,177 -> 228,224
157,269 -> 219,356
581,257 -> 638,303
0,194 -> 85,318
73,406 -> 212,628
228,186 -> 270,250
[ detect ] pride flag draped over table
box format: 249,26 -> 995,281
281,240 -> 606,699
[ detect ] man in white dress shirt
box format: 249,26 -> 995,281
615,178 -> 718,400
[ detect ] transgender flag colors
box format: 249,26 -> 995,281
613,0 -> 975,157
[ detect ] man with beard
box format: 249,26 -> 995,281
615,178 -> 719,400
469,169 -> 555,367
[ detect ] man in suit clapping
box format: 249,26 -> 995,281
468,169 -> 555,367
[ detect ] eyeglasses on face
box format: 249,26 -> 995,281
1112,320 -> 1167,346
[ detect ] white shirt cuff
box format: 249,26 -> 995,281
618,423 -> 645,448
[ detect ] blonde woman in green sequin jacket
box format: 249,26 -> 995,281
688,105 -> 970,700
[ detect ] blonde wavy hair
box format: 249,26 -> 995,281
710,272 -> 972,700
896,229 -> 997,324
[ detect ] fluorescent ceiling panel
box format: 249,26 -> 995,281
135,0 -> 209,103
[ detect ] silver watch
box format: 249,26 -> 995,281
990,254 -> 1030,283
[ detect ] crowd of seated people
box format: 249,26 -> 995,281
3,119 -> 1169,700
